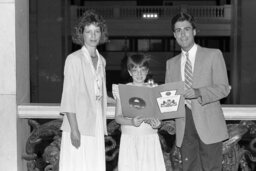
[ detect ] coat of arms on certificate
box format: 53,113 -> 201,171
117,81 -> 185,120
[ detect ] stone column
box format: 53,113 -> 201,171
0,0 -> 30,170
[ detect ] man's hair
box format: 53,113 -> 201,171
171,12 -> 196,32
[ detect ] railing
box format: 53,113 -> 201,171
19,104 -> 256,171
69,5 -> 232,36
18,103 -> 256,120
70,5 -> 231,21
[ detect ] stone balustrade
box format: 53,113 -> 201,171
69,5 -> 232,37
18,103 -> 256,120
70,5 -> 231,20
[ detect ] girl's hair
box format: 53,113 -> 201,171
171,12 -> 196,32
72,9 -> 108,46
127,54 -> 150,70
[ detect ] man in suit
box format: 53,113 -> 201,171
165,12 -> 230,171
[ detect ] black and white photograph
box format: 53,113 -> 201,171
1,0 -> 256,171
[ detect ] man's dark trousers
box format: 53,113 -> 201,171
180,106 -> 223,171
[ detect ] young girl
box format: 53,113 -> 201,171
112,54 -> 166,171
59,10 -> 112,171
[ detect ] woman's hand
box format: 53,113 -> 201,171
144,118 -> 161,129
70,129 -> 81,148
132,116 -> 144,127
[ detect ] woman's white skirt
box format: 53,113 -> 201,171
59,102 -> 105,171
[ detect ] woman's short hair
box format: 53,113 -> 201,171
127,54 -> 150,70
72,9 -> 108,46
171,12 -> 196,32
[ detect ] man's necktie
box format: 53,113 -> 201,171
184,52 -> 193,108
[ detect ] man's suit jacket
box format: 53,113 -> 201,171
165,45 -> 230,147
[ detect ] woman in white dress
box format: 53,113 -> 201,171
59,10 -> 111,171
112,54 -> 167,171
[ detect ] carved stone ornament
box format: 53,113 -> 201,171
23,119 -> 256,171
